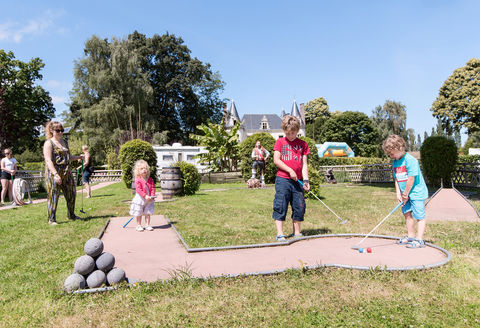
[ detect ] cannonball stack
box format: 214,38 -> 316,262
64,238 -> 126,292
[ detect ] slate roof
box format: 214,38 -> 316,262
225,100 -> 240,128
241,114 -> 283,131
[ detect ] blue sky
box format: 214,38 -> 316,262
1,0 -> 479,143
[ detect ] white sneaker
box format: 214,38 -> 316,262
145,226 -> 154,231
136,225 -> 144,232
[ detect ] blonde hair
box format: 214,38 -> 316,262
82,145 -> 89,151
45,121 -> 64,139
382,134 -> 407,153
132,160 -> 150,178
281,115 -> 300,132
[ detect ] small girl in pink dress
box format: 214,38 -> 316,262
130,160 -> 156,231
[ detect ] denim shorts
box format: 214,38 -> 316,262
272,177 -> 305,221
82,170 -> 92,183
401,199 -> 426,221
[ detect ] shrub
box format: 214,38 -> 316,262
420,136 -> 458,187
174,161 -> 201,195
15,149 -> 44,164
305,165 -> 322,199
299,136 -> 320,169
118,139 -> 157,188
106,149 -> 121,170
239,133 -> 276,183
17,162 -> 45,171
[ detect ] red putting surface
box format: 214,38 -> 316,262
102,215 -> 450,282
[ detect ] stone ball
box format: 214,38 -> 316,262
64,273 -> 86,292
107,267 -> 126,285
86,270 -> 106,288
96,252 -> 115,272
84,238 -> 104,258
74,255 -> 95,276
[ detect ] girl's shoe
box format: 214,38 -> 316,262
406,239 -> 426,248
136,225 -> 144,232
48,221 -> 57,226
145,226 -> 154,231
276,234 -> 287,241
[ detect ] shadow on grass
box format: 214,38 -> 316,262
80,214 -> 115,221
302,228 -> 332,235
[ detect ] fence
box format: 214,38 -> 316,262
319,163 -> 480,187
13,170 -> 123,193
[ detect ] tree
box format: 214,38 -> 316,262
431,58 -> 480,133
0,50 -> 54,152
371,100 -> 408,142
304,97 -> 329,124
68,31 -> 225,160
319,111 -> 379,157
420,136 -> 458,187
191,120 -> 241,172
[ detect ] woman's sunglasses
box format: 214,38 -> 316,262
55,129 -> 64,133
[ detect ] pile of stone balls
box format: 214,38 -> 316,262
64,237 -> 126,292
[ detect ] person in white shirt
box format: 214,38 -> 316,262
1,148 -> 18,205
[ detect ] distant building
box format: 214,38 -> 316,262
153,143 -> 209,173
224,100 -> 306,142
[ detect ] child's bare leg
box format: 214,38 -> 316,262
293,220 -> 302,235
275,220 -> 284,236
416,219 -> 426,240
405,212 -> 416,238
145,214 -> 151,227
136,216 -> 142,226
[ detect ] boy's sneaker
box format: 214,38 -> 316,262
145,226 -> 154,231
48,221 -> 57,226
136,225 -> 144,232
406,239 -> 426,249
276,234 -> 287,241
397,236 -> 414,245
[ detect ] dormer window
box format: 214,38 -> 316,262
260,115 -> 269,130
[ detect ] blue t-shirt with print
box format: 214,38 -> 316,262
392,153 -> 428,200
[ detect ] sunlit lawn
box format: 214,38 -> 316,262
0,181 -> 479,327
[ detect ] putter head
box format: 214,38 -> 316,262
80,209 -> 86,214
340,219 -> 348,225
351,245 -> 360,250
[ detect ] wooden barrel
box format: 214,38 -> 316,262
160,167 -> 183,199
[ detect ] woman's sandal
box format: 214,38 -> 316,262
406,239 -> 426,248
397,236 -> 414,245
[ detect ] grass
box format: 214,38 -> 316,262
0,181 -> 480,327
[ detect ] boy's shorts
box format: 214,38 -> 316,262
272,177 -> 305,221
401,199 -> 426,220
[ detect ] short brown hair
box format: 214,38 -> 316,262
281,115 -> 300,132
382,134 -> 407,153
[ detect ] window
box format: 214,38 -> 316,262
262,122 -> 268,129
163,155 -> 173,160
187,155 -> 194,161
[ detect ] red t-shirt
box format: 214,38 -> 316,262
273,137 -> 310,180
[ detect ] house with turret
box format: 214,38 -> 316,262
224,100 -> 306,142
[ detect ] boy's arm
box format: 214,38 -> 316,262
394,179 -> 402,203
301,155 -> 310,191
273,150 -> 297,180
401,176 -> 415,203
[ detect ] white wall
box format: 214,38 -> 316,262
153,143 -> 209,173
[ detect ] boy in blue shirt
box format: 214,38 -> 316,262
382,134 -> 428,248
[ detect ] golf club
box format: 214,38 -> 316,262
298,180 -> 348,225
123,217 -> 134,228
351,202 -> 403,250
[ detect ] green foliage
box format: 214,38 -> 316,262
420,136 -> 458,186
18,161 -> 44,171
106,149 -> 121,170
239,133 -> 276,183
316,157 -> 390,167
430,58 -> 480,134
174,161 -> 201,195
15,149 -> 44,164
304,97 -> 330,124
69,32 -> 225,160
299,136 -> 320,169
192,120 -> 241,172
118,139 -> 157,187
0,50 -> 54,153
319,111 -> 380,157
305,165 -> 322,199
457,154 -> 480,163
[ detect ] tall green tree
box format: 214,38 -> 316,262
69,31 -> 225,160
0,50 -> 54,152
304,97 -> 329,124
371,100 -> 408,141
431,58 -> 480,134
319,111 -> 379,157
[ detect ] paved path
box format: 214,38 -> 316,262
0,181 -> 118,211
102,215 -> 450,282
425,188 -> 480,222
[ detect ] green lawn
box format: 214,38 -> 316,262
0,182 -> 479,327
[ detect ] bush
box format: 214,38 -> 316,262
15,149 -> 44,164
305,165 -> 322,199
420,136 -> 458,187
299,136 -> 320,169
118,139 -> 157,188
106,149 -> 121,170
174,161 -> 201,195
239,133 -> 276,183
17,162 -> 45,171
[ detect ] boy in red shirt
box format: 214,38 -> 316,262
272,115 -> 310,241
